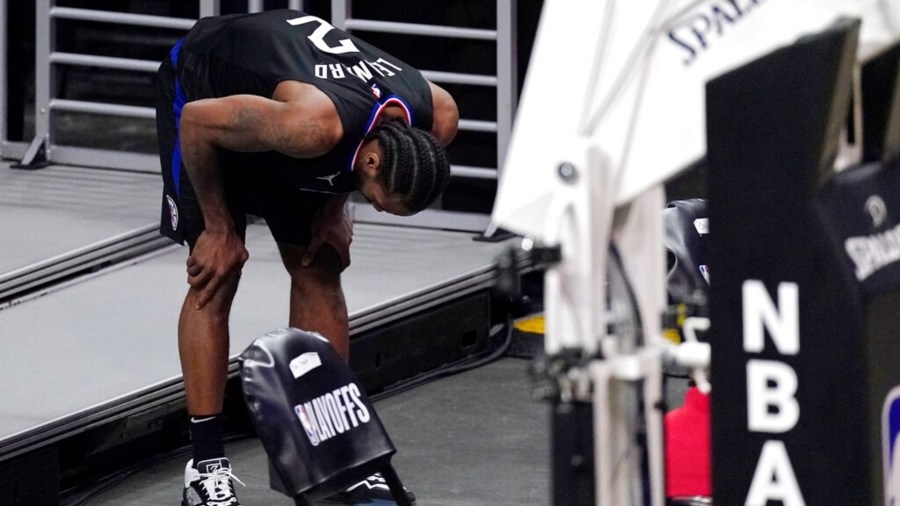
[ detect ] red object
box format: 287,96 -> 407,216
665,386 -> 712,497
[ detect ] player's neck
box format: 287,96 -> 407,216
379,104 -> 407,123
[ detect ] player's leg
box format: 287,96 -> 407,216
176,174 -> 248,485
278,242 -> 350,359
177,232 -> 245,418
176,231 -> 245,502
157,48 -> 246,506
248,174 -> 352,359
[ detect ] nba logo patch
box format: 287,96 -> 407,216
699,265 -> 710,285
882,386 -> 900,505
370,83 -> 382,99
166,195 -> 179,230
295,404 -> 321,447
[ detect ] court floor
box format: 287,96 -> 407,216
81,357 -> 551,506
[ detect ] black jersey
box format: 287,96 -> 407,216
175,9 -> 434,194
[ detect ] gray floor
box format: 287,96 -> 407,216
0,160 -> 514,449
0,221 -> 514,448
0,164 -> 159,275
85,357 -> 551,506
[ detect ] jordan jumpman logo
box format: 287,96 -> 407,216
318,172 -> 340,186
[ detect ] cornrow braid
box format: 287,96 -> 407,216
365,119 -> 451,213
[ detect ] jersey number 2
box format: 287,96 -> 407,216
287,16 -> 360,55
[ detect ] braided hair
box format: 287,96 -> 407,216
364,119 -> 451,214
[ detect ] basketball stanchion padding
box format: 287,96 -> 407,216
239,327 -> 411,504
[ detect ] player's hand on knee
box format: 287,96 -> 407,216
302,196 -> 353,269
187,229 -> 249,309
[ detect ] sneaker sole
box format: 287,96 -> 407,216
317,500 -> 408,506
183,498 -> 247,506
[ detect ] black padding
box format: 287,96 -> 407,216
706,17 -> 874,505
239,328 -> 395,498
817,160 -> 900,297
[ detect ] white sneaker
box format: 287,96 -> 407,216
182,458 -> 245,506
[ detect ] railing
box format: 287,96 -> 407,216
331,0 -> 518,182
9,1 -> 222,170
1,1 -> 517,232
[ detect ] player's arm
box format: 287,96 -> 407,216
428,81 -> 459,146
177,85 -> 343,309
178,85 -> 342,231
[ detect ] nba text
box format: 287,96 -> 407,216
742,280 -> 805,506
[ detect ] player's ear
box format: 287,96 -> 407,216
363,151 -> 381,176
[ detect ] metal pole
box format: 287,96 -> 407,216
0,0 -> 7,148
50,7 -> 197,30
35,0 -> 53,151
199,0 -> 220,18
481,0 -> 518,238
420,70 -> 497,87
331,0 -> 351,30
50,99 -> 156,120
51,53 -> 161,73
248,0 -> 264,13
451,165 -> 498,180
495,0 -> 517,174
458,119 -> 497,133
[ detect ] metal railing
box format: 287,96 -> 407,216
14,1 -> 222,170
2,1 -> 516,232
331,0 -> 518,182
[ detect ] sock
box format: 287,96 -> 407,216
189,413 -> 225,465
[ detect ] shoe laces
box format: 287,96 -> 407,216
198,466 -> 245,500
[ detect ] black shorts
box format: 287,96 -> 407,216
155,43 -> 335,250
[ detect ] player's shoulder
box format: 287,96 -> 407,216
272,80 -> 345,155
428,82 -> 459,145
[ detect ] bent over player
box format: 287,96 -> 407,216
155,9 -> 458,506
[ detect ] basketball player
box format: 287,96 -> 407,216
156,9 -> 458,505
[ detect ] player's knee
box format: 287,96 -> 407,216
309,244 -> 343,273
287,245 -> 341,278
222,267 -> 244,290
189,268 -> 242,310
290,264 -> 340,294
279,243 -> 343,302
